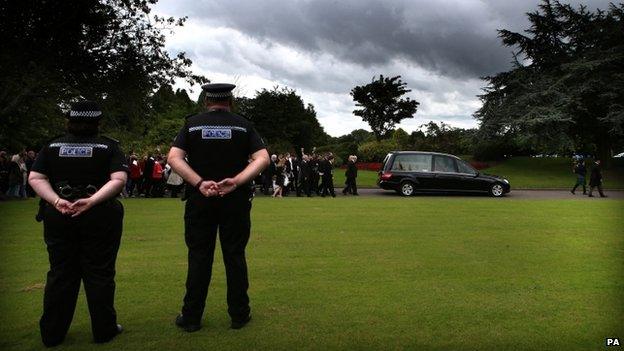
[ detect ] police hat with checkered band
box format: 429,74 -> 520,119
202,83 -> 236,100
68,101 -> 103,121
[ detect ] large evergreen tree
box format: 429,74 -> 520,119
475,1 -> 624,160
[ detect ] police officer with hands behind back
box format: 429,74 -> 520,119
168,83 -> 269,332
28,101 -> 128,347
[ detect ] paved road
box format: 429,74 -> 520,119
259,188 -> 624,199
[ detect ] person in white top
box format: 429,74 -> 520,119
165,163 -> 184,198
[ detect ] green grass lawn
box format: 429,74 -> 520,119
343,157 -> 624,189
1,197 -> 622,350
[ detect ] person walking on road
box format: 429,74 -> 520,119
588,160 -> 607,198
342,155 -> 359,196
571,159 -> 587,195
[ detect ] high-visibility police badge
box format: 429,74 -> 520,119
202,128 -> 232,140
59,146 -> 93,157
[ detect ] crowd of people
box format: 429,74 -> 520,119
0,147 -> 360,201
123,152 -> 184,198
258,149 -> 359,198
120,149 -> 359,199
0,150 -> 37,199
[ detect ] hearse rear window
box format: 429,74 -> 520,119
391,154 -> 432,172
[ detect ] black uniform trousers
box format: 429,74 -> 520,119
40,200 -> 123,346
182,190 -> 252,324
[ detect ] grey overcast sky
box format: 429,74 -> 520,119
154,0 -> 610,136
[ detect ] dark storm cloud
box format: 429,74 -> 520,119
164,0 -> 610,79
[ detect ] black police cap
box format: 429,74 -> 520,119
202,83 -> 236,99
68,101 -> 102,121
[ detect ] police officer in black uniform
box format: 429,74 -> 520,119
28,101 -> 127,347
168,83 -> 269,332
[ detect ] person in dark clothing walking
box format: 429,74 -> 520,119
272,154 -> 286,198
6,154 -> 22,198
0,151 -> 9,195
342,155 -> 359,195
311,154 -> 321,195
263,154 -> 276,195
571,159 -> 586,195
299,154 -> 313,197
286,153 -> 299,196
142,154 -> 155,197
319,154 -> 336,197
25,150 -> 37,197
588,160 -> 607,197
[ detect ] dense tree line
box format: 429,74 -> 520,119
354,123 -> 478,163
3,0 -> 621,165
122,85 -> 331,156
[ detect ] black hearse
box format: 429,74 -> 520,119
378,151 -> 511,197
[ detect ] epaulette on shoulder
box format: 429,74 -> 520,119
101,135 -> 119,143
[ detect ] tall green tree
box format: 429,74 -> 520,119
475,1 -> 624,161
0,0 -> 206,150
139,86 -> 199,151
350,75 -> 419,140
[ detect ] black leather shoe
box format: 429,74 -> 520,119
175,314 -> 201,333
231,314 -> 251,329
